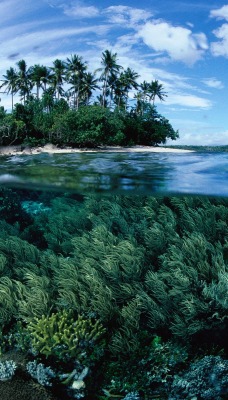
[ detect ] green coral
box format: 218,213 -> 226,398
27,310 -> 106,361
102,335 -> 188,398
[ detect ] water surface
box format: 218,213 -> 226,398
0,150 -> 227,195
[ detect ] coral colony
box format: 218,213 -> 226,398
0,360 -> 17,381
0,189 -> 227,398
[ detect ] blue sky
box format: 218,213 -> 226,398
0,0 -> 228,145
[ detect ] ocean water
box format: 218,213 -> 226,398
0,150 -> 227,400
0,150 -> 227,195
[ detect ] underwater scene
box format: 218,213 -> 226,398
0,152 -> 227,400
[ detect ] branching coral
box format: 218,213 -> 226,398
26,360 -> 56,386
0,360 -> 17,381
27,310 -> 106,361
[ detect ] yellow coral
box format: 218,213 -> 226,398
27,310 -> 106,360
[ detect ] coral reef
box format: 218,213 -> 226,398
0,360 -> 17,381
0,375 -> 60,400
169,355 -> 228,399
0,189 -> 227,398
60,364 -> 89,399
101,335 -> 188,398
123,392 -> 141,400
27,310 -> 106,361
26,360 -> 56,386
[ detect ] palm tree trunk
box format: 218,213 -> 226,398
76,87 -> 80,110
125,91 -> 129,111
102,73 -> 108,107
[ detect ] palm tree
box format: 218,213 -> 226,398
66,54 -> 87,109
80,72 -> 99,105
119,67 -> 139,110
30,64 -> 51,98
113,76 -> 126,109
16,59 -> 32,104
134,92 -> 144,116
137,81 -> 150,115
148,80 -> 167,105
140,80 -> 150,103
41,66 -> 52,93
107,72 -> 119,108
0,67 -> 18,110
50,59 -> 66,100
42,87 -> 55,113
96,94 -> 108,108
98,50 -> 122,107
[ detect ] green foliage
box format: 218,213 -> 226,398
27,310 -> 106,362
0,107 -> 6,120
0,96 -> 70,145
49,104 -> 178,147
0,101 -> 178,148
134,104 -> 179,145
0,113 -> 26,145
0,51 -> 180,147
51,105 -> 125,146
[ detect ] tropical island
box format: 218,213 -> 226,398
0,50 -> 179,150
0,51 -> 227,400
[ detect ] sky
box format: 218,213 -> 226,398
0,0 -> 228,145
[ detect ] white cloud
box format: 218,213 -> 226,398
0,26 -> 107,59
178,131 -> 228,145
137,21 -> 208,65
166,119 -> 228,145
210,5 -> 228,57
210,5 -> 228,21
104,5 -> 152,27
202,78 -> 224,89
0,0 -> 40,24
165,93 -> 212,108
63,4 -> 99,18
211,23 -> 228,57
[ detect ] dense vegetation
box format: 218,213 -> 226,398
0,189 -> 227,399
0,50 -> 178,147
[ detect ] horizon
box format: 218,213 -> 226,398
0,0 -> 228,146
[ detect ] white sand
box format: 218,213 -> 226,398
0,144 -> 194,156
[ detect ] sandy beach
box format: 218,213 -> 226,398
0,144 -> 194,156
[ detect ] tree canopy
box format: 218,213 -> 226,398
0,50 -> 179,147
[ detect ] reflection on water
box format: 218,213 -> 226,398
0,151 -> 227,195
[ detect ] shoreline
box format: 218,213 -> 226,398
0,144 -> 195,156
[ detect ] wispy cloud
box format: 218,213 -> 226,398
166,119 -> 228,145
0,25 -> 109,61
165,93 -> 212,108
62,3 -> 99,19
202,78 -> 224,89
137,20 -> 208,65
0,0 -> 39,25
104,5 -> 152,27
